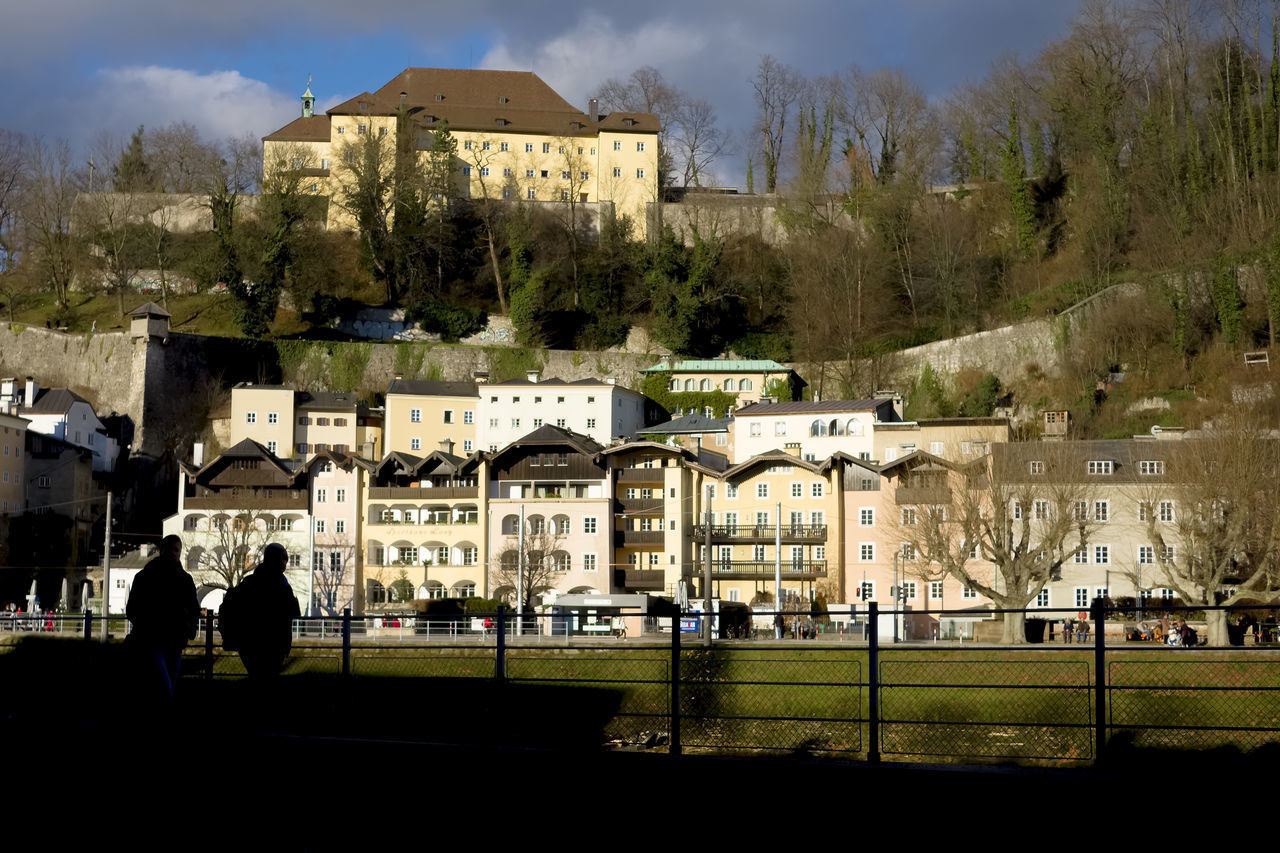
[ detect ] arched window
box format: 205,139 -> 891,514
699,379 -> 712,391
502,514 -> 520,535
848,419 -> 863,436
723,379 -> 737,391
739,379 -> 752,392
684,379 -> 696,391
829,419 -> 842,436
669,379 -> 679,391
810,420 -> 827,437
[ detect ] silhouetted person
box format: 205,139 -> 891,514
126,534 -> 199,699
220,543 -> 301,677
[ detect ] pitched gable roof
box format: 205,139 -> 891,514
25,388 -> 92,415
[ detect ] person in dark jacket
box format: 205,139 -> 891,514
126,534 -> 200,698
220,543 -> 301,677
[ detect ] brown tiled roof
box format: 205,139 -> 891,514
316,69 -> 659,136
263,115 -> 332,143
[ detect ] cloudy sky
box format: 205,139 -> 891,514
1,0 -> 1082,183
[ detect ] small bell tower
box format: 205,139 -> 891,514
301,76 -> 315,118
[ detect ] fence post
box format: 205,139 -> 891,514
867,601 -> 880,764
670,612 -> 682,755
83,608 -> 92,642
495,606 -> 507,684
1092,598 -> 1106,759
204,610 -> 215,681
341,608 -> 351,677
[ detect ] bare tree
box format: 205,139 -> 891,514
898,446 -> 1104,644
1127,426 -> 1280,645
148,122 -> 220,193
595,65 -> 684,189
190,509 -> 280,593
672,96 -> 726,188
0,130 -> 29,319
462,135 -> 511,313
752,55 -> 806,193
489,525 -> 568,611
20,138 -> 83,313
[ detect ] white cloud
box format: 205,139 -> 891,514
79,66 -> 299,144
479,12 -> 716,110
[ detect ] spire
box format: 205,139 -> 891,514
301,75 -> 315,118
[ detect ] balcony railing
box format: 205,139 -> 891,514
369,486 -> 478,500
184,496 -> 308,510
615,498 -> 665,514
706,560 -> 827,580
370,517 -> 480,527
617,468 -> 664,483
691,524 -> 827,542
615,530 -> 666,547
613,568 -> 666,591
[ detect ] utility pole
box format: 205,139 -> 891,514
100,491 -> 112,643
774,499 -> 782,617
702,485 -> 712,647
517,503 -> 526,637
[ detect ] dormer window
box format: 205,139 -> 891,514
498,96 -> 508,104
623,118 -> 635,127
495,118 -> 507,126
435,93 -> 444,101
1087,460 -> 1114,475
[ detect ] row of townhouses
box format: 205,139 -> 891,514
158,367 -> 1220,639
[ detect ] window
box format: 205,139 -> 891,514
1075,588 -> 1090,608
860,543 -> 874,561
584,517 -> 598,534
1158,500 -> 1175,522
1034,499 -> 1049,520
1073,501 -> 1089,522
511,419 -> 519,428
636,168 -> 645,178
900,542 -> 916,561
296,443 -> 309,453
1012,501 -> 1024,520
901,507 -> 918,526
1137,545 -> 1154,565
859,508 -> 874,526
811,482 -> 824,498
1094,500 -> 1109,522
1073,547 -> 1088,564
1139,460 -> 1165,475
463,440 -> 473,452
612,167 -> 621,178
335,520 -> 346,534
464,140 -> 473,150
556,418 -> 566,428
561,170 -> 570,180
316,489 -> 327,503
586,418 -> 596,429
462,165 -> 472,177
527,189 -> 536,199
962,587 -> 978,600
726,484 -> 738,499
266,441 -> 277,454
583,554 -> 597,572
1029,460 -> 1045,475
1088,460 -> 1114,475
1094,545 -> 1110,564
613,141 -> 622,150
315,418 -> 329,427
246,412 -> 256,424
756,483 -> 769,499
774,422 -> 786,436
266,412 -> 278,425
901,581 -> 917,600
463,411 -> 474,424
337,126 -> 345,134
1036,588 -> 1050,607
930,581 -> 944,599
637,142 -> 645,151
482,141 -> 490,151
410,438 -> 421,451
526,143 -> 534,152
542,143 -> 550,153
791,482 -> 803,498
335,489 -> 346,503
409,409 -> 421,423
315,519 -> 325,533
358,124 -> 367,135
298,416 -> 310,425
1162,544 -> 1176,563
750,423 -> 762,436
379,127 -> 388,137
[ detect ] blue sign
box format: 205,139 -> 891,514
680,617 -> 700,633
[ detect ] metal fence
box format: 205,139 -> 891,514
11,602 -> 1280,764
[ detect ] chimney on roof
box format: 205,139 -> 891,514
588,98 -> 599,119
399,91 -> 407,108
192,442 -> 205,466
759,395 -> 776,405
526,370 -> 540,383
24,377 -> 37,408
473,371 -> 489,385
784,442 -> 802,458
875,390 -> 904,420
439,438 -> 455,455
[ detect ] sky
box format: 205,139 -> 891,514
0,0 -> 1083,185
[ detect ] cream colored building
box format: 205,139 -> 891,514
263,68 -> 660,234
476,373 -> 660,452
641,358 -> 806,409
0,411 -> 28,516
229,384 -> 382,460
873,417 -> 1010,464
383,379 -> 478,456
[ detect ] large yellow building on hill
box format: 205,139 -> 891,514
263,68 -> 660,233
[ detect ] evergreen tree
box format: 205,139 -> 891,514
113,126 -> 155,192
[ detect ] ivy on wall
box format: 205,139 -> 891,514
640,373 -> 738,418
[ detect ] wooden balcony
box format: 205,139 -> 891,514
369,486 -> 478,500
616,468 -> 664,483
894,486 -> 951,505
691,524 -> 827,543
615,530 -> 666,547
184,496 -> 308,510
706,560 -> 827,581
613,568 -> 666,591
615,497 -> 665,514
